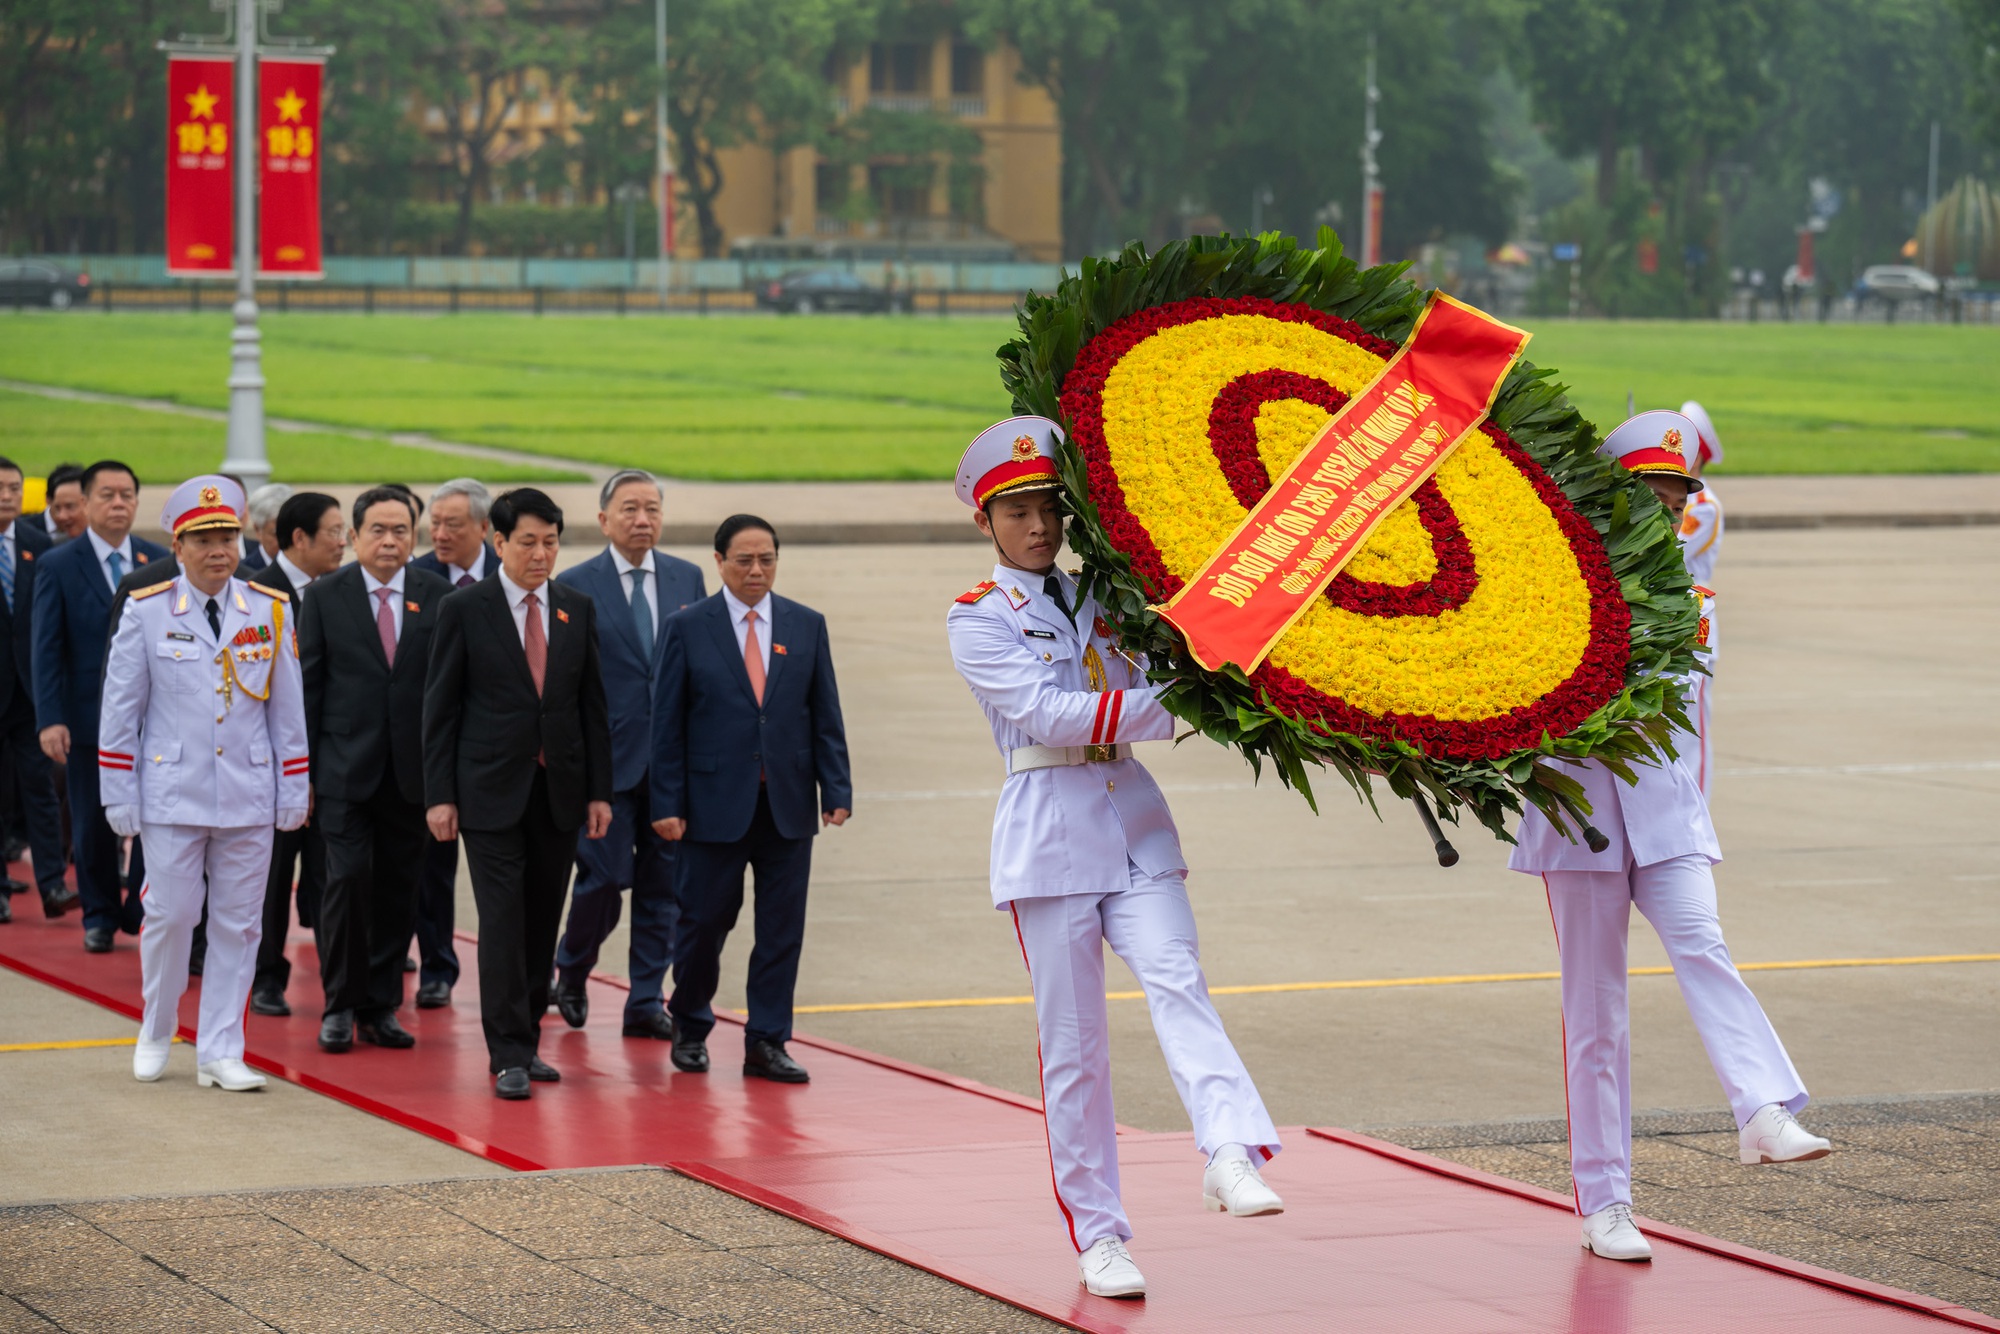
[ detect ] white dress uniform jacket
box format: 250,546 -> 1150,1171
98,575 -> 310,826
947,566 -> 1182,907
1509,589 -> 1718,872
1679,484 -> 1722,589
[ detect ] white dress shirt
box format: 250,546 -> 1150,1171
444,548 -> 488,585
362,565 -> 406,640
721,586 -> 772,677
499,570 -> 552,648
609,546 -> 658,623
276,552 -> 317,597
86,527 -> 136,593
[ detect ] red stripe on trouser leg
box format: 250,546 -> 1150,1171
1011,903 -> 1084,1254
1542,874 -> 1583,1217
1089,691 -> 1111,745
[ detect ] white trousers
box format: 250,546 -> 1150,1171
139,822 -> 274,1065
1009,866 -> 1280,1250
1544,854 -> 1805,1216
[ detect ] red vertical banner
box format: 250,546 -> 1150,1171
258,57 -> 324,279
165,56 -> 235,277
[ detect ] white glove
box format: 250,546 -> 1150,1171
276,807 -> 309,832
106,805 -> 142,838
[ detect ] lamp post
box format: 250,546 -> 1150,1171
1359,33 -> 1382,269
655,0 -> 673,306
219,0 -> 268,489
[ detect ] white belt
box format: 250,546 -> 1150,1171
1008,743 -> 1131,775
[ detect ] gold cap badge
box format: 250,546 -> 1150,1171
1659,428 -> 1684,457
1012,435 -> 1040,462
199,484 -> 222,505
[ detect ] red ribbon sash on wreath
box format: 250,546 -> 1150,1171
1155,293 -> 1531,672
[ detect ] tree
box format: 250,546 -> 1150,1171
663,0 -> 875,257
1956,0 -> 2000,149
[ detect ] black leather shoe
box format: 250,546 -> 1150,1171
404,954 -> 418,973
42,886 -> 79,918
622,1010 -> 674,1041
495,1067 -> 531,1100
555,983 -> 588,1029
527,1056 -> 561,1083
82,927 -> 114,953
250,989 -> 291,1017
415,980 -> 451,1009
1,875 -> 27,895
743,1039 -> 810,1084
357,1013 -> 416,1049
670,1026 -> 709,1074
318,1010 -> 355,1053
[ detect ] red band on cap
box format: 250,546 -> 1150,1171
1616,448 -> 1694,477
172,503 -> 241,534
974,458 -> 1060,506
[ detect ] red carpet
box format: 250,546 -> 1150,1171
4,881 -> 1995,1333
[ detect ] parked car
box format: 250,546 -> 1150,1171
755,268 -> 909,314
0,260 -> 91,309
1853,264 -> 1940,303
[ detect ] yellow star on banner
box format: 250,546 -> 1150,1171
186,84 -> 219,120
275,88 -> 305,123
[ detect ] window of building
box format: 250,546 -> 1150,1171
951,44 -> 984,96
815,162 -> 850,211
869,163 -> 933,219
869,42 -> 930,95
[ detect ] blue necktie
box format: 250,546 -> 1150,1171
0,537 -> 12,612
106,549 -> 125,591
629,568 -> 654,655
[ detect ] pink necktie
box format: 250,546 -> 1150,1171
523,593 -> 547,695
743,608 -> 766,704
373,588 -> 397,667
455,572 -> 474,589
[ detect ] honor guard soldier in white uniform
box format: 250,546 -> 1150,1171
1510,412 -> 1828,1264
946,417 -> 1282,1301
99,476 -> 310,1090
1677,400 -> 1724,797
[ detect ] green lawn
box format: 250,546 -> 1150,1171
0,389 -> 582,484
1,311 -> 1995,482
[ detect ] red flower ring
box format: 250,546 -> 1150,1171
1061,295 -> 1630,762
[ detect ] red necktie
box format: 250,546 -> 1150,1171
743,608 -> 766,705
523,592 -> 547,695
373,588 -> 397,667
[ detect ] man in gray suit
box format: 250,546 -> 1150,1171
551,470 -> 705,1038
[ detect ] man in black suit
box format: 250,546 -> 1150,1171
651,515 -> 851,1084
302,487 -> 449,1052
32,460 -> 169,950
241,493 -> 344,1014
0,455 -> 78,922
407,477 -> 499,1008
423,488 -> 612,1099
20,463 -> 85,544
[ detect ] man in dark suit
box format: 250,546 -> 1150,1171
550,470 -> 705,1038
407,477 -> 499,1008
301,487 -> 449,1052
423,488 -> 612,1099
20,463 -> 85,543
0,456 -> 78,922
651,515 -> 851,1083
241,493 -> 344,1013
32,460 -> 167,950
240,482 -> 291,575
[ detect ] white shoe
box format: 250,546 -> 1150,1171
133,1038 -> 172,1083
1077,1237 -> 1146,1298
196,1058 -> 267,1092
1580,1203 -> 1653,1261
1203,1150 -> 1285,1217
1739,1103 -> 1831,1164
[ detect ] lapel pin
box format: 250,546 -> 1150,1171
137,553 -> 149,565
406,601 -> 420,613
556,607 -> 570,624
773,643 -> 788,656
19,550 -> 30,562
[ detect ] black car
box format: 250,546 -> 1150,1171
0,260 -> 92,310
755,268 -> 909,314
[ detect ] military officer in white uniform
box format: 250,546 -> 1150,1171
946,417 -> 1282,1301
1677,400 -> 1724,797
99,476 -> 310,1090
1510,412 -> 1828,1264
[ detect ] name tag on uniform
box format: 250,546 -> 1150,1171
1024,629 -> 1056,640
166,631 -> 195,642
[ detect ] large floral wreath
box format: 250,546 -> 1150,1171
997,232 -> 1699,841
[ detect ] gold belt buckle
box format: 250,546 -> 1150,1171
1085,743 -> 1115,764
